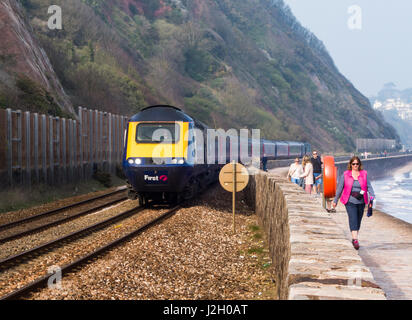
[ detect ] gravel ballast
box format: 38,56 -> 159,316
0,202 -> 169,297
0,186 -> 126,226
26,185 -> 276,300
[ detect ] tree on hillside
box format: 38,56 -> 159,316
88,40 -> 95,63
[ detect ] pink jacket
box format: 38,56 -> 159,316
340,170 -> 369,205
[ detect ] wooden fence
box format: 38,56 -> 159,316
0,107 -> 128,189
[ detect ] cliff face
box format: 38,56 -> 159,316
1,0 -> 399,152
0,0 -> 73,115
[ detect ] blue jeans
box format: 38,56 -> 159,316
345,202 -> 366,231
314,173 -> 322,187
291,178 -> 299,185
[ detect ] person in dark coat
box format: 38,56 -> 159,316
311,151 -> 323,194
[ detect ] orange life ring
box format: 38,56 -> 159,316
323,156 -> 337,199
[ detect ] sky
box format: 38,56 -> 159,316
283,0 -> 412,97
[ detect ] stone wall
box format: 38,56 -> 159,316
244,172 -> 386,300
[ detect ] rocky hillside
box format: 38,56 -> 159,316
0,0 -> 73,116
0,0 -> 399,152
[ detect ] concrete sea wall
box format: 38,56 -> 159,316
335,154 -> 412,181
244,172 -> 386,300
268,154 -> 412,181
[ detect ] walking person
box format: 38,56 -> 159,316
262,157 -> 268,172
287,158 -> 303,185
332,157 -> 375,250
311,151 -> 323,194
300,155 -> 314,194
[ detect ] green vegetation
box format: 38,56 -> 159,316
249,224 -> 260,232
5,0 -> 398,152
16,76 -> 66,116
247,224 -> 272,271
184,48 -> 219,82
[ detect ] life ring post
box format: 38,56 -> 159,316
322,156 -> 337,208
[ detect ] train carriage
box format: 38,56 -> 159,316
123,105 -> 311,204
262,140 -> 276,160
288,141 -> 304,158
275,141 -> 289,159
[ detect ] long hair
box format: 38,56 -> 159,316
347,156 -> 363,170
302,155 -> 310,167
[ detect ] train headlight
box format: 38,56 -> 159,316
171,159 -> 178,164
128,158 -> 142,165
178,159 -> 185,164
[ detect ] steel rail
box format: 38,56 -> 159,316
0,204 -> 181,300
0,196 -> 128,244
0,186 -> 127,232
0,205 -> 145,271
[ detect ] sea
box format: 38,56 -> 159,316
371,165 -> 412,224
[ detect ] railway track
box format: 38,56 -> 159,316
0,205 -> 145,270
0,187 -> 128,243
0,203 -> 182,300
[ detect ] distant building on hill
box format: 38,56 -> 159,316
356,138 -> 397,153
373,98 -> 412,121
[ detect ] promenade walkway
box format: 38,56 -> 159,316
270,167 -> 412,300
331,205 -> 412,300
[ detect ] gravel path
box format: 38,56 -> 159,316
25,186 -> 276,300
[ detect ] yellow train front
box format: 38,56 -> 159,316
123,105 -> 219,204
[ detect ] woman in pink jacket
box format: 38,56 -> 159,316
332,157 -> 375,250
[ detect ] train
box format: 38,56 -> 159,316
122,105 -> 311,204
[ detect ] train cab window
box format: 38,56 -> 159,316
136,123 -> 180,143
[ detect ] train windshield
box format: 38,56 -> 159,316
136,123 -> 180,143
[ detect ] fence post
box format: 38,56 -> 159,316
34,113 -> 39,184
89,109 -> 94,177
79,107 -> 84,180
99,111 -> 103,169
113,114 -> 119,172
108,113 -> 112,173
68,119 -> 73,183
56,117 -> 60,184
118,115 -> 121,164
62,118 -> 67,184
6,108 -> 12,186
17,110 -> 22,185
42,114 -> 47,184
73,120 -> 77,181
49,116 -> 54,185
103,112 -> 108,172
112,114 -> 115,169
25,111 -> 31,188
94,110 -> 99,171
